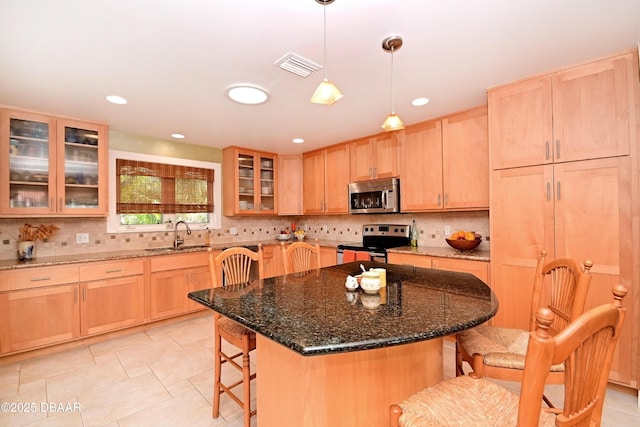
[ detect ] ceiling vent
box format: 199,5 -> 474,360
275,53 -> 322,78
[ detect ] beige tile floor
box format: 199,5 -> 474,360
0,313 -> 638,426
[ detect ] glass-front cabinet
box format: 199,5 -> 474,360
223,147 -> 277,215
0,108 -> 108,216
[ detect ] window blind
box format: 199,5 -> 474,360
116,159 -> 214,214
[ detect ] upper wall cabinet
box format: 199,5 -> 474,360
0,108 -> 108,217
277,154 -> 303,215
302,143 -> 350,215
489,51 -> 635,169
222,146 -> 278,216
400,106 -> 488,211
349,133 -> 399,182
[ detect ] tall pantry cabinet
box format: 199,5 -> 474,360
488,50 -> 639,390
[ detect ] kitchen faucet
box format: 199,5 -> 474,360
174,220 -> 192,248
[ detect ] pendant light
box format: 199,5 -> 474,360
309,0 -> 343,105
381,35 -> 405,131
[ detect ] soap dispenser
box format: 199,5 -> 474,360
411,219 -> 418,247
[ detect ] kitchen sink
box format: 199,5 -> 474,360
145,245 -> 211,252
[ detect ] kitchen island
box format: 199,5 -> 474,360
188,261 -> 498,426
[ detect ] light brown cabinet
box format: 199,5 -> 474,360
387,252 -> 489,284
302,143 -> 350,214
149,252 -> 211,320
223,146 -> 277,216
78,260 -> 145,336
263,244 -> 284,278
489,52 -> 634,170
349,133 -> 399,181
0,260 -> 143,354
0,283 -> 80,354
399,106 -> 488,212
319,247 -> 337,268
489,50 -> 638,388
277,154 -> 303,215
0,108 -> 108,217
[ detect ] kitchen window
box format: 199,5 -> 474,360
107,150 -> 221,233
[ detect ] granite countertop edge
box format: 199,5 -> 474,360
0,238 -> 340,271
387,246 -> 490,262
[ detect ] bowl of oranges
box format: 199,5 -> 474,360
446,230 -> 482,251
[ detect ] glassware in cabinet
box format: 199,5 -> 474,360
259,156 -> 275,211
61,125 -> 101,209
4,113 -> 55,213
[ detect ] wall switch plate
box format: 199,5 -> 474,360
229,227 -> 238,235
76,233 -> 89,244
444,226 -> 451,236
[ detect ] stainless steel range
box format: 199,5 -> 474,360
337,223 -> 411,264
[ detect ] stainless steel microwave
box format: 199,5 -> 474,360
348,178 -> 400,214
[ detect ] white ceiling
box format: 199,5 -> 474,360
1,0 -> 639,154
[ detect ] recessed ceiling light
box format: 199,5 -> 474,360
106,95 -> 128,105
411,97 -> 430,106
226,85 -> 270,105
171,133 -> 185,139
292,138 -> 304,144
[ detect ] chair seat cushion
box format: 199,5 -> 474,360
398,375 -> 556,426
218,317 -> 256,340
458,325 -> 564,372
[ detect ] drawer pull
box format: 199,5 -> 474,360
105,268 -> 123,274
30,276 -> 52,282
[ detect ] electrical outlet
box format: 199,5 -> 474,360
323,224 -> 328,232
444,226 -> 451,236
229,227 -> 238,236
76,233 -> 89,244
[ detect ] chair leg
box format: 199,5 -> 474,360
213,329 -> 222,418
468,353 -> 484,379
455,341 -> 465,377
243,341 -> 252,427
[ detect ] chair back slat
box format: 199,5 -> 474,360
281,239 -> 321,275
517,285 -> 627,427
208,245 -> 264,288
529,250 -> 593,334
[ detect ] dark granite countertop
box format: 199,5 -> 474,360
0,239 -> 341,271
387,245 -> 490,262
188,261 -> 498,356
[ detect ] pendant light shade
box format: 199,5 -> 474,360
310,0 -> 343,105
381,35 -> 404,131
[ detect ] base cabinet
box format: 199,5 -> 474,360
387,252 -> 489,284
0,284 -> 80,354
320,247 -> 337,268
150,252 -> 211,320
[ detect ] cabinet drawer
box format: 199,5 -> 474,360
150,251 -> 211,272
0,265 -> 79,292
79,259 -> 144,281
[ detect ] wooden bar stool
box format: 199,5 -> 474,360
281,238 -> 321,274
208,245 -> 264,427
391,285 -> 627,427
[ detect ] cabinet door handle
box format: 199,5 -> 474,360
59,198 -> 63,211
545,141 -> 550,160
74,288 -> 78,303
50,198 -> 54,209
437,194 -> 441,207
556,140 -> 560,159
29,276 -> 52,282
546,183 -> 551,201
105,269 -> 122,274
444,193 -> 448,207
557,181 -> 561,200
82,287 -> 86,302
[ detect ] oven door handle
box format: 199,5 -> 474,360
381,190 -> 388,209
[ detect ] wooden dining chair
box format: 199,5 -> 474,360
281,238 -> 321,274
208,245 -> 264,427
390,285 -> 627,427
455,250 -> 593,390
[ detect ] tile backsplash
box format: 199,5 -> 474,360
0,211 -> 489,260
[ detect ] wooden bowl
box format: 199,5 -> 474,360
446,238 -> 482,251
